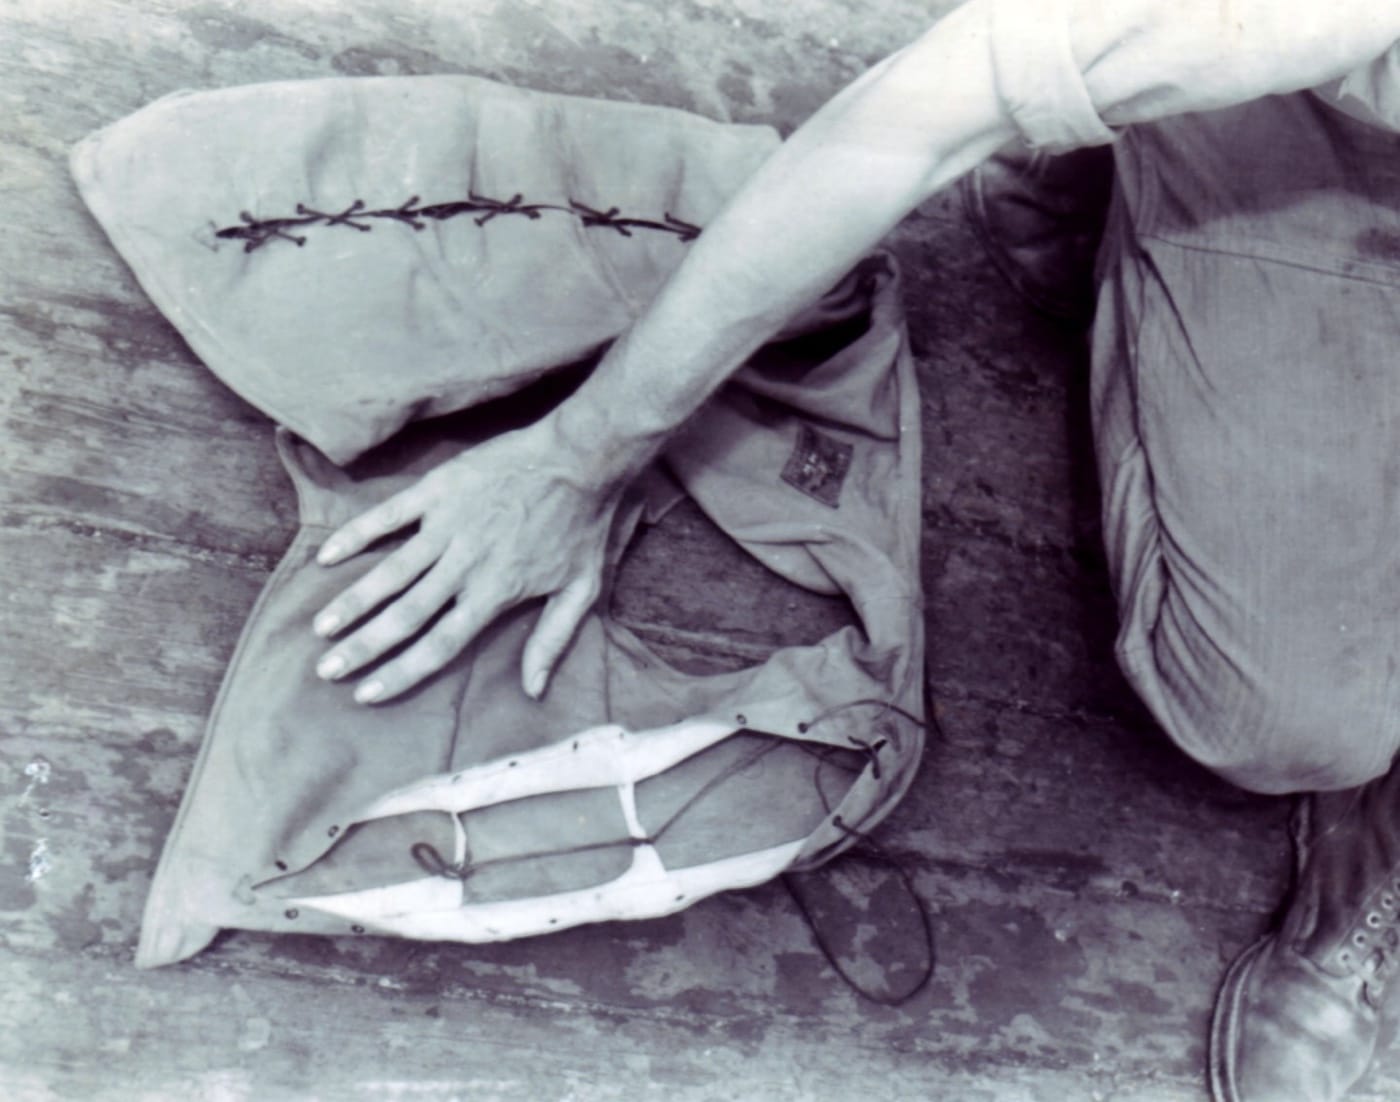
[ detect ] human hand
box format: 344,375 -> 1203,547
311,421 -> 624,704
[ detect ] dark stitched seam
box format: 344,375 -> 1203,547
216,191 -> 702,253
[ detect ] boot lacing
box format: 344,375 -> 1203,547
1336,881 -> 1400,1008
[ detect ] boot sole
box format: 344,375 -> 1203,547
1208,934 -> 1273,1102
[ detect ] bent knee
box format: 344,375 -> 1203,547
1118,633 -> 1397,796
1203,735 -> 1385,796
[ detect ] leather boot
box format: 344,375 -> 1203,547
958,142 -> 1114,326
1210,770 -> 1400,1100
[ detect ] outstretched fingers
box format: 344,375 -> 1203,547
315,552 -> 468,686
313,533 -> 439,642
309,443 -> 614,704
350,597 -> 501,704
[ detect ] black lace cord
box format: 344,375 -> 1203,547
797,696 -> 925,737
782,697 -> 937,1006
216,190 -> 701,253
410,839 -> 465,879
406,695 -> 936,1006
567,200 -> 700,240
407,699 -> 923,882
408,737 -> 785,882
782,817 -> 937,1008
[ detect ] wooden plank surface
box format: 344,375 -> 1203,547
0,0 -> 1362,1099
0,948 -> 1230,1102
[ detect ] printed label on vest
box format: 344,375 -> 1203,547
781,424 -> 852,508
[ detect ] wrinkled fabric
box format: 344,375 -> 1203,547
72,76 -> 781,465
988,0 -> 1399,150
989,0 -> 1116,152
1092,90 -> 1400,794
1315,45 -> 1400,132
71,76 -> 926,968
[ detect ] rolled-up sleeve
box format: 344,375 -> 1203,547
986,0 -> 1400,149
989,0 -> 1116,150
1314,45 -> 1400,130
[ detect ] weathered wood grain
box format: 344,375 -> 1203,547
0,314 -> 295,561
0,522 -> 262,741
9,859 -> 1398,1102
0,947 -> 1232,1102
0,0 -> 945,139
900,196 -> 1107,555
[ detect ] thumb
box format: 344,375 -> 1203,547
522,573 -> 600,699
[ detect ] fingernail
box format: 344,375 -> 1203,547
526,670 -> 547,699
317,540 -> 343,565
313,612 -> 341,637
317,653 -> 347,680
355,680 -> 384,705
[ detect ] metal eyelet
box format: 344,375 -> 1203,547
1368,912 -> 1383,928
1355,932 -> 1370,948
1383,893 -> 1397,910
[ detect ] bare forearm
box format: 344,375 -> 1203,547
549,0 -> 1400,488
550,0 -> 1012,484
317,0 -> 1400,701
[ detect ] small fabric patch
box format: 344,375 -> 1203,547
782,425 -> 852,508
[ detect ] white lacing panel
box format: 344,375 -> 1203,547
287,716 -> 809,941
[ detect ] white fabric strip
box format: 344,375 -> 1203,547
289,840 -> 806,941
359,718 -> 738,820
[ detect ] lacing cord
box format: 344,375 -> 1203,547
403,697 -> 936,1006
407,699 -> 925,880
216,191 -> 702,253
409,736 -> 783,882
781,817 -> 937,1008
782,698 -> 936,1007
